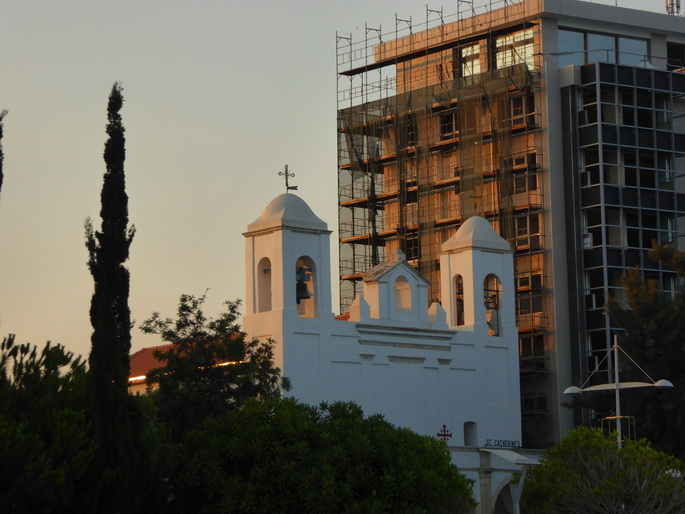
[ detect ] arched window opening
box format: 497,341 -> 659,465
454,274 -> 465,326
296,256 -> 316,318
464,421 -> 478,447
394,275 -> 412,311
257,257 -> 272,313
484,274 -> 502,336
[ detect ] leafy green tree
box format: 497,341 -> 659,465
522,426 -> 685,513
85,83 -> 157,513
173,398 -> 475,514
0,335 -> 95,513
140,292 -> 289,440
0,109 -> 6,196
607,244 -> 685,458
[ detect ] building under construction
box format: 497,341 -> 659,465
337,0 -> 685,447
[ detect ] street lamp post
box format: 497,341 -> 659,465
564,335 -> 673,448
613,341 -> 621,447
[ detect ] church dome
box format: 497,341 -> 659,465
246,193 -> 328,233
442,216 -> 511,252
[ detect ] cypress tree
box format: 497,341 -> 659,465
85,83 -> 138,511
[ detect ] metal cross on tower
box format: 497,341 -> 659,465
278,165 -> 298,193
436,425 -> 453,441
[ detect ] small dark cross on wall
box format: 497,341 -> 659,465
278,164 -> 298,193
436,425 -> 452,441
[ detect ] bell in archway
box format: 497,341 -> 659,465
296,280 -> 311,304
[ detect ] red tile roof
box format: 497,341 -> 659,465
129,333 -> 247,386
129,344 -> 172,379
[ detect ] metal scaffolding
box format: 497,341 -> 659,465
337,0 -> 545,311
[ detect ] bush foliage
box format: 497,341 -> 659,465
522,426 -> 685,513
174,399 -> 475,514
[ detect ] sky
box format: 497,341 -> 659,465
0,0 -> 661,360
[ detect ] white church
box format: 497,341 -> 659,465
241,192 -> 539,513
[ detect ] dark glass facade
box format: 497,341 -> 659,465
564,62 -> 685,422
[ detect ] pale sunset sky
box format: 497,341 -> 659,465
0,0 -> 662,359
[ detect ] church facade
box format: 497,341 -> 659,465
242,193 -> 536,512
